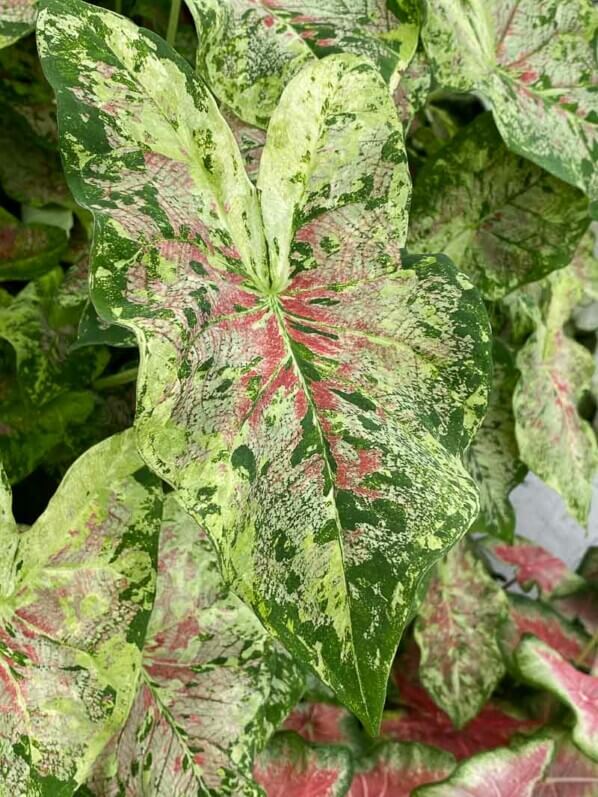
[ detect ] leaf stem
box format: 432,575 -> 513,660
93,367 -> 138,391
575,628 -> 598,668
167,0 -> 182,48
115,0 -> 122,12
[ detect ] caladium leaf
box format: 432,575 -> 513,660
552,589 -> 598,637
283,702 -> 362,748
534,733 -> 598,797
75,301 -> 137,350
187,0 -> 314,129
514,271 -> 598,525
0,207 -> 67,281
412,737 -> 555,797
348,740 -> 455,796
223,110 -> 267,181
392,49 -> 431,129
414,541 -> 508,728
517,637 -> 598,762
579,548 -> 598,585
87,494 -> 304,797
0,0 -> 37,48
253,732 -> 353,797
500,594 -> 591,666
38,0 -> 491,731
421,0 -> 598,214
408,113 -> 590,301
465,341 -> 526,541
485,537 -> 586,599
0,430 -> 163,792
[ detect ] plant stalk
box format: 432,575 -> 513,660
93,367 -> 139,391
167,0 -> 182,47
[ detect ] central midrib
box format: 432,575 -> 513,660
268,295 -> 370,717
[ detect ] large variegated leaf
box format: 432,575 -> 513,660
421,0 -> 598,215
253,732 -> 353,797
517,638 -> 598,762
38,0 -> 491,731
412,738 -> 555,797
0,0 -> 36,48
87,494 -> 303,796
348,741 -> 455,796
0,430 -> 163,792
534,732 -> 598,797
0,207 -> 67,281
465,341 -> 526,540
514,271 -> 598,525
187,0 -> 313,128
408,113 -> 590,301
414,541 -> 508,728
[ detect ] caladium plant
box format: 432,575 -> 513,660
0,0 -> 596,794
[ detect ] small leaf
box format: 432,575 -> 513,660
485,536 -> 586,599
552,589 -> 598,637
75,301 -> 137,349
412,737 -> 555,797
283,702 -> 363,748
0,430 -> 163,791
253,732 -> 353,797
421,0 -> 598,210
465,341 -> 527,541
408,113 -> 590,301
348,741 -> 455,796
0,207 -> 67,281
39,0 -> 492,731
187,0 -> 314,129
414,541 -> 508,728
0,0 -> 37,48
517,637 -> 598,762
87,494 -> 304,796
392,49 -> 432,129
500,594 -> 591,666
534,732 -> 598,797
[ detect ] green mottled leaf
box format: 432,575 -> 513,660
87,494 -> 303,797
253,732 -> 353,797
421,0 -> 598,213
414,541 -> 509,728
0,0 -> 37,48
412,737 -> 554,797
392,48 -> 432,129
516,637 -> 598,762
465,341 -> 526,541
75,301 -> 137,349
348,741 -> 455,796
38,0 -> 491,731
187,0 -> 314,129
0,430 -> 163,792
513,270 -> 598,525
408,113 -> 590,301
0,207 -> 67,281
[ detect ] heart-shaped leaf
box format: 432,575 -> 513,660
414,541 -> 508,728
38,0 -> 491,731
517,637 -> 598,762
412,737 -> 555,797
86,494 -> 304,796
0,0 -> 37,48
408,113 -> 590,301
253,732 -> 353,797
348,741 -> 455,796
421,0 -> 598,214
0,207 -> 67,281
0,430 -> 163,791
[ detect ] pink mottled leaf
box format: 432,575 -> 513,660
517,637 -> 598,762
348,741 -> 455,797
283,702 -> 362,748
534,733 -> 598,796
0,0 -> 37,48
412,737 -> 555,797
253,732 -> 352,797
552,589 -> 598,637
87,494 -> 304,796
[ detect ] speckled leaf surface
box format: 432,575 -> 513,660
412,738 -> 555,797
253,732 -> 353,797
0,207 -> 67,281
0,0 -> 36,48
87,494 -> 303,797
513,271 -> 598,525
38,0 -> 491,732
421,0 -> 598,214
408,113 -> 590,301
534,733 -> 598,797
392,49 -> 432,129
517,638 -> 598,762
348,741 -> 455,796
465,341 -> 526,541
0,430 -> 163,792
187,0 -> 313,129
414,541 -> 508,728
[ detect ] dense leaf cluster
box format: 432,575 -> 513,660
0,0 -> 596,794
